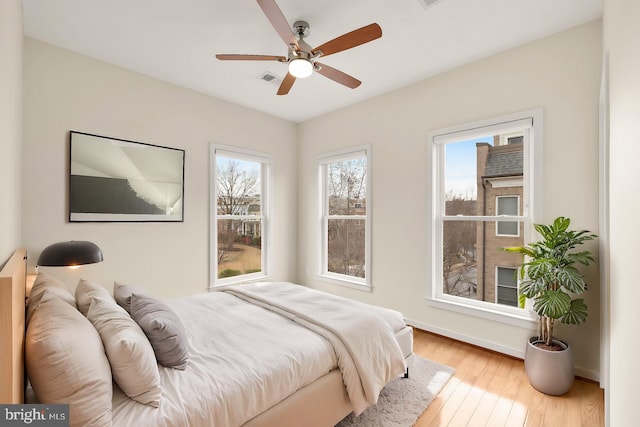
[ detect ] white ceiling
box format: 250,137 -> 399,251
21,0 -> 603,123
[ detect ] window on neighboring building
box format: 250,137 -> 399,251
507,135 -> 524,144
431,110 -> 542,316
319,147 -> 370,289
496,195 -> 520,236
210,146 -> 270,287
496,266 -> 518,307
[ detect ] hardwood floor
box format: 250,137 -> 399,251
411,329 -> 605,427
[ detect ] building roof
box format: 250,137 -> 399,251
484,146 -> 523,177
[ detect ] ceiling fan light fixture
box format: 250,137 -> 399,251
215,1 -> 382,94
289,58 -> 313,78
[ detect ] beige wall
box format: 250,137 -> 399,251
0,0 -> 22,264
22,38 -> 298,298
604,0 -> 640,423
298,21 -> 602,378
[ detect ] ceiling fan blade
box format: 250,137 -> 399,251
315,63 -> 361,89
312,23 -> 382,58
277,73 -> 296,95
216,54 -> 287,61
256,0 -> 298,49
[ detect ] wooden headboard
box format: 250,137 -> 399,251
0,248 -> 26,404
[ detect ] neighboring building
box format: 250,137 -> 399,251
475,133 -> 525,307
243,202 -> 262,240
217,195 -> 262,240
328,196 -> 367,215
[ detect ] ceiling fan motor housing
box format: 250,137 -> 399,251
293,20 -> 310,38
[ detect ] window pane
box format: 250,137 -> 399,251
497,265 -> 518,307
507,135 -> 524,144
217,157 -> 261,216
444,219 -> 523,303
497,196 -> 519,235
442,220 -> 477,299
497,286 -> 518,306
497,196 -> 518,215
444,137 -> 492,211
328,158 -> 366,216
497,221 -> 518,235
497,266 -> 518,287
217,218 -> 262,278
445,196 -> 477,216
327,218 -> 365,278
214,152 -> 265,283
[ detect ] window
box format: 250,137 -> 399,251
210,145 -> 270,286
431,110 -> 542,317
496,266 -> 518,307
507,135 -> 524,145
319,147 -> 370,289
496,195 -> 520,236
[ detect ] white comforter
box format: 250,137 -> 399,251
111,282 -> 406,426
111,291 -> 337,427
221,282 -> 407,415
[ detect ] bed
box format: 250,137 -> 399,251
0,249 -> 414,427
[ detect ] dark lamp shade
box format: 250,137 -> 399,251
37,241 -> 104,267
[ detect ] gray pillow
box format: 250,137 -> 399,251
113,282 -> 147,314
130,293 -> 189,370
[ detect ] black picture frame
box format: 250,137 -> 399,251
69,131 -> 185,222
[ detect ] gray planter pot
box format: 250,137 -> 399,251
524,337 -> 574,395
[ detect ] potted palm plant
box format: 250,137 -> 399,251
504,216 -> 596,395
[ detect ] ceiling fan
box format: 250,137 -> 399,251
215,0 -> 382,95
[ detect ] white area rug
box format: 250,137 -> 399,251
336,355 -> 455,427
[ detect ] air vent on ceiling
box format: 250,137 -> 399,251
258,72 -> 282,85
417,0 -> 443,9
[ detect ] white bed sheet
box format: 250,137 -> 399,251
111,291 -> 337,427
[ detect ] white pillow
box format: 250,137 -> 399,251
26,292 -> 112,427
75,279 -> 112,316
26,273 -> 76,325
87,295 -> 162,407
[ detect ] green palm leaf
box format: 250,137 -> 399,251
520,278 -> 547,298
560,299 -> 589,325
533,290 -> 571,319
555,266 -> 586,293
526,258 -> 555,278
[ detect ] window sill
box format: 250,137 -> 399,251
209,273 -> 271,290
426,295 -> 538,329
317,274 -> 371,292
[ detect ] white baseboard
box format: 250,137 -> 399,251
405,318 -> 600,383
405,318 -> 525,358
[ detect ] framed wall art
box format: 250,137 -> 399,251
69,131 -> 185,222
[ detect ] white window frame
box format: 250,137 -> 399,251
209,144 -> 271,288
496,266 -> 519,307
496,195 -> 520,237
318,146 -> 371,291
429,109 -> 543,326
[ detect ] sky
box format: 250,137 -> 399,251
444,136 -> 493,200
